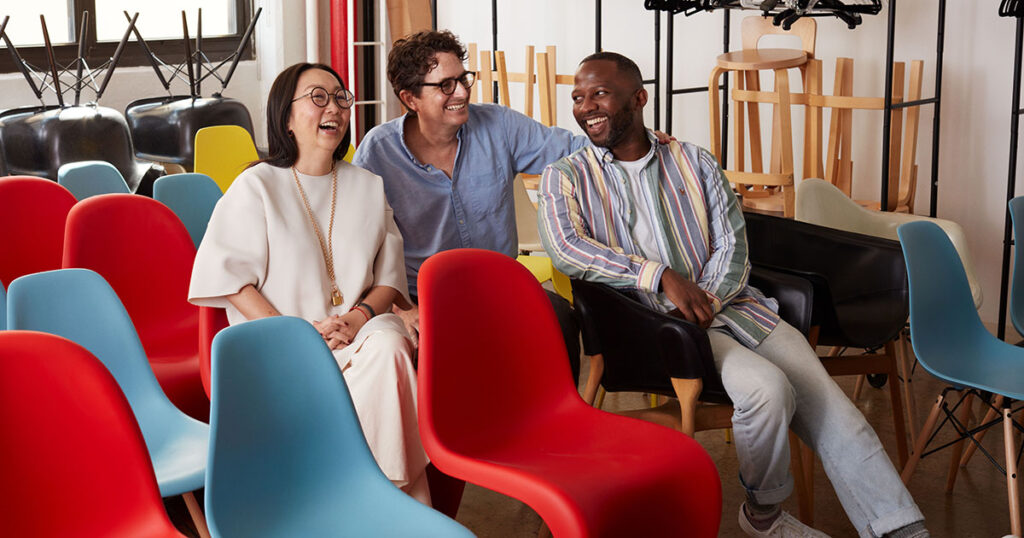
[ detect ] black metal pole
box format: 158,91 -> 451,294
491,0 -> 498,103
595,0 -> 602,53
666,12 -> 674,134
880,0 -> 897,211
654,11 -> 660,131
721,9 -> 730,167
998,16 -> 1024,342
929,0 -> 946,218
431,0 -> 437,30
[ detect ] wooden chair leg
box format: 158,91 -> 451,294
790,433 -> 815,526
946,392 -> 975,492
1006,406 -> 1022,537
672,377 -> 703,437
852,374 -> 867,400
582,354 -> 604,406
902,392 -> 946,483
886,342 -> 909,467
594,387 -> 606,410
183,491 -> 211,538
961,395 -> 1004,467
898,330 -> 919,445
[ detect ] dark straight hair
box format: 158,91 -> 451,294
255,62 -> 352,169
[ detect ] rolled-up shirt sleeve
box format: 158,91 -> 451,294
538,158 -> 666,292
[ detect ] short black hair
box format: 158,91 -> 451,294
257,63 -> 351,169
579,51 -> 643,90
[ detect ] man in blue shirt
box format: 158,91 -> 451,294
353,30 -> 587,381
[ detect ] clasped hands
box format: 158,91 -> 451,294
313,309 -> 367,350
661,268 -> 715,329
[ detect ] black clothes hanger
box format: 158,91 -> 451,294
1001,0 -> 1024,18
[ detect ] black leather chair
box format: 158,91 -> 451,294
743,211 -> 910,466
0,105 -> 163,196
571,266 -> 817,521
125,96 -> 255,170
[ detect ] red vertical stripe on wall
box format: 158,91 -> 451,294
330,0 -> 349,86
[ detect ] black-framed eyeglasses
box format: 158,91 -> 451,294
418,71 -> 476,95
292,86 -> 355,109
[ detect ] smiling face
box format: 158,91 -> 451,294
572,59 -> 647,151
399,51 -> 470,130
287,68 -> 351,162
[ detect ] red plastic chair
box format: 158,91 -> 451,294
63,193 -> 208,421
0,176 -> 76,287
199,305 -> 229,398
0,331 -> 185,537
418,249 -> 722,537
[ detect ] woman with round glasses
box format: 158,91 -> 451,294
189,63 -> 430,503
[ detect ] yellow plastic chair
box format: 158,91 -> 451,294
516,255 -> 572,304
194,126 -> 259,193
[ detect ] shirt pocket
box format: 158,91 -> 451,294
459,165 -> 509,216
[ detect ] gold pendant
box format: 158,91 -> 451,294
331,290 -> 343,306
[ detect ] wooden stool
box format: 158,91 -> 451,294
709,48 -> 807,218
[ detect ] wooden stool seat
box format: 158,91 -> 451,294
715,48 -> 808,71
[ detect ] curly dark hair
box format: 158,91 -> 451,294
387,30 -> 467,105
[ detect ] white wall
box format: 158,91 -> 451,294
439,0 -> 1021,329
0,1 -> 1019,328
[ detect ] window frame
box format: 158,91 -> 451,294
0,0 -> 254,77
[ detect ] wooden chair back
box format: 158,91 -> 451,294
741,16 -> 817,56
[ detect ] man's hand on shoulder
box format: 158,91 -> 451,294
661,268 -> 714,329
653,130 -> 677,145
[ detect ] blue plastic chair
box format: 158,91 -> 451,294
0,282 -> 5,330
1009,197 -> 1024,339
898,221 -> 1024,536
57,160 -> 131,200
207,316 -> 472,538
153,172 -> 223,248
6,268 -> 211,534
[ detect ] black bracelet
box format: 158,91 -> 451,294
357,302 -> 377,318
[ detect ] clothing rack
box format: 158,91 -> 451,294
997,15 -> 1024,342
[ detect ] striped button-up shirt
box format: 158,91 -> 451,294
537,132 -> 779,348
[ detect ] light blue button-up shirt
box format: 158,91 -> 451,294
353,103 -> 587,298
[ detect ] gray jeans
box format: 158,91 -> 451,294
711,320 -> 924,537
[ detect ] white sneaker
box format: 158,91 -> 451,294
738,503 -> 831,537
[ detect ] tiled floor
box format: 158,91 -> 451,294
452,354 -> 1018,537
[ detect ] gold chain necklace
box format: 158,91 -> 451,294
291,164 -> 343,306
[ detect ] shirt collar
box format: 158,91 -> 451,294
590,128 -> 659,165
397,112 -> 465,171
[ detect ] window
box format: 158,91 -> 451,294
0,0 -> 253,75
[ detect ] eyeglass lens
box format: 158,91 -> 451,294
439,72 -> 476,95
310,87 -> 354,108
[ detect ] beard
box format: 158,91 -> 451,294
591,104 -> 636,149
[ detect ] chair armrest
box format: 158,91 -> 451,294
571,279 -> 727,402
749,265 -> 814,335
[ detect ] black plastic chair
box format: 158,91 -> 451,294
125,96 -> 255,170
743,211 -> 910,466
0,105 -> 163,195
570,265 -> 817,520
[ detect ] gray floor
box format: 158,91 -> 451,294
453,354 -> 1018,538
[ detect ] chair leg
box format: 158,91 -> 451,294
790,433 -> 815,526
946,392 -> 975,492
1005,405 -> 1022,537
672,377 -> 703,437
898,330 -> 919,446
902,392 -> 946,484
182,491 -> 211,538
594,387 -> 606,410
961,395 -> 1004,467
852,375 -> 867,400
885,342 -> 909,467
581,354 -> 604,406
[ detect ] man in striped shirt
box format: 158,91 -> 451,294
538,52 -> 927,538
